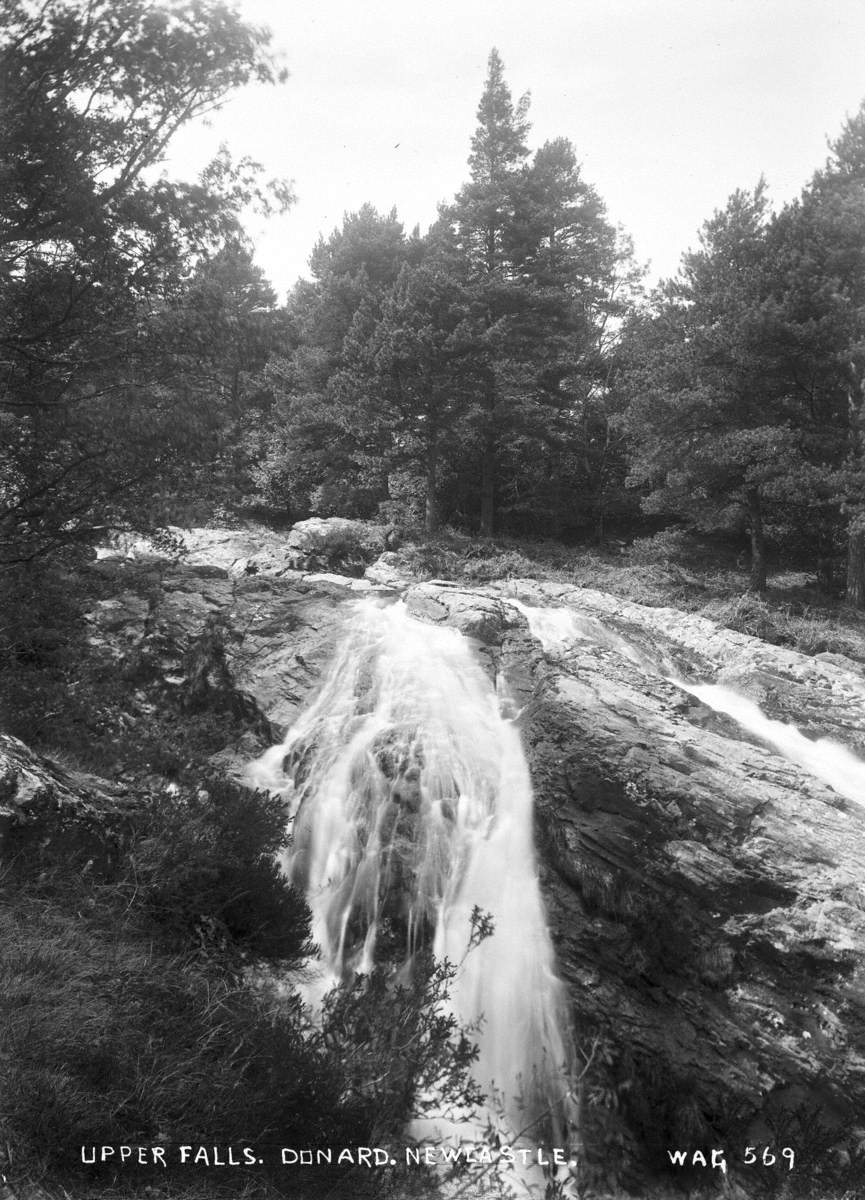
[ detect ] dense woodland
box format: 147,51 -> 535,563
4,1 -> 865,604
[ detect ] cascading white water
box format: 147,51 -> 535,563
514,600 -> 865,809
512,600 -> 656,671
248,597 -> 575,1152
675,681 -> 865,807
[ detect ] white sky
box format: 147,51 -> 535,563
165,0 -> 865,302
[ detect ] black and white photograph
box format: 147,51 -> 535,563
2,2 -> 865,1198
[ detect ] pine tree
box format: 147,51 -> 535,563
256,206 -> 414,517
336,262 -> 482,533
440,48 -> 532,534
505,137 -> 633,538
437,53 -> 631,538
785,105 -> 865,604
621,186 -> 797,592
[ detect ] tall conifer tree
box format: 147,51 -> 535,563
441,48 -> 531,534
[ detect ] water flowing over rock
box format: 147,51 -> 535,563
247,598 -> 576,1152
337,575 -> 865,1183
16,530 -> 865,1192
237,564 -> 865,1186
488,580 -> 865,1183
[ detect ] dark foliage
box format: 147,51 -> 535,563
125,779 -> 310,960
0,0 -> 291,565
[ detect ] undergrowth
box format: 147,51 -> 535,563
0,561 -> 460,1200
3,530 -> 865,1200
389,528 -> 865,664
0,796 -> 460,1200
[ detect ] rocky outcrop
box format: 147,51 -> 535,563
405,581 -> 517,648
285,517 -> 393,573
498,579 -> 865,757
407,579 -> 865,1187
85,547 -> 364,768
12,531 -> 865,1191
103,518 -> 394,578
88,525 -> 388,739
0,733 -> 127,862
0,734 -> 114,819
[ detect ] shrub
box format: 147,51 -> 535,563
122,778 -> 311,961
461,548 -> 539,581
0,559 -> 96,745
0,774 -> 484,1199
0,895 -> 339,1188
626,528 -> 695,565
317,948 -> 485,1144
700,593 -> 798,645
0,886 -> 482,1199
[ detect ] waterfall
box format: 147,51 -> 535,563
515,599 -> 865,808
248,597 -> 575,1155
674,681 -> 865,807
511,600 -> 657,671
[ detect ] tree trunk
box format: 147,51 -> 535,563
479,377 -> 496,537
844,364 -> 865,607
847,521 -> 865,608
594,507 -> 605,545
480,437 -> 495,536
550,451 -> 563,540
425,437 -> 439,536
815,528 -> 836,594
746,488 -> 767,593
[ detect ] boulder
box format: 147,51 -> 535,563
285,517 -> 392,574
99,522 -> 398,582
177,526 -> 302,578
364,552 -> 408,589
0,734 -> 125,861
405,582 -> 518,647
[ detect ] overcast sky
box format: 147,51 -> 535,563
165,0 -> 865,301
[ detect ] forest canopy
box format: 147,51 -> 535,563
0,0 -> 291,564
3,7 -> 865,603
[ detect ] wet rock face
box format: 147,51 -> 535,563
405,583 -> 519,650
84,553 -> 358,771
18,534 -> 865,1186
484,582 -> 865,1181
398,579 -> 865,1181
0,734 -> 126,863
502,580 -> 865,757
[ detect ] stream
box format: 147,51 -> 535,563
247,597 -> 577,1190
